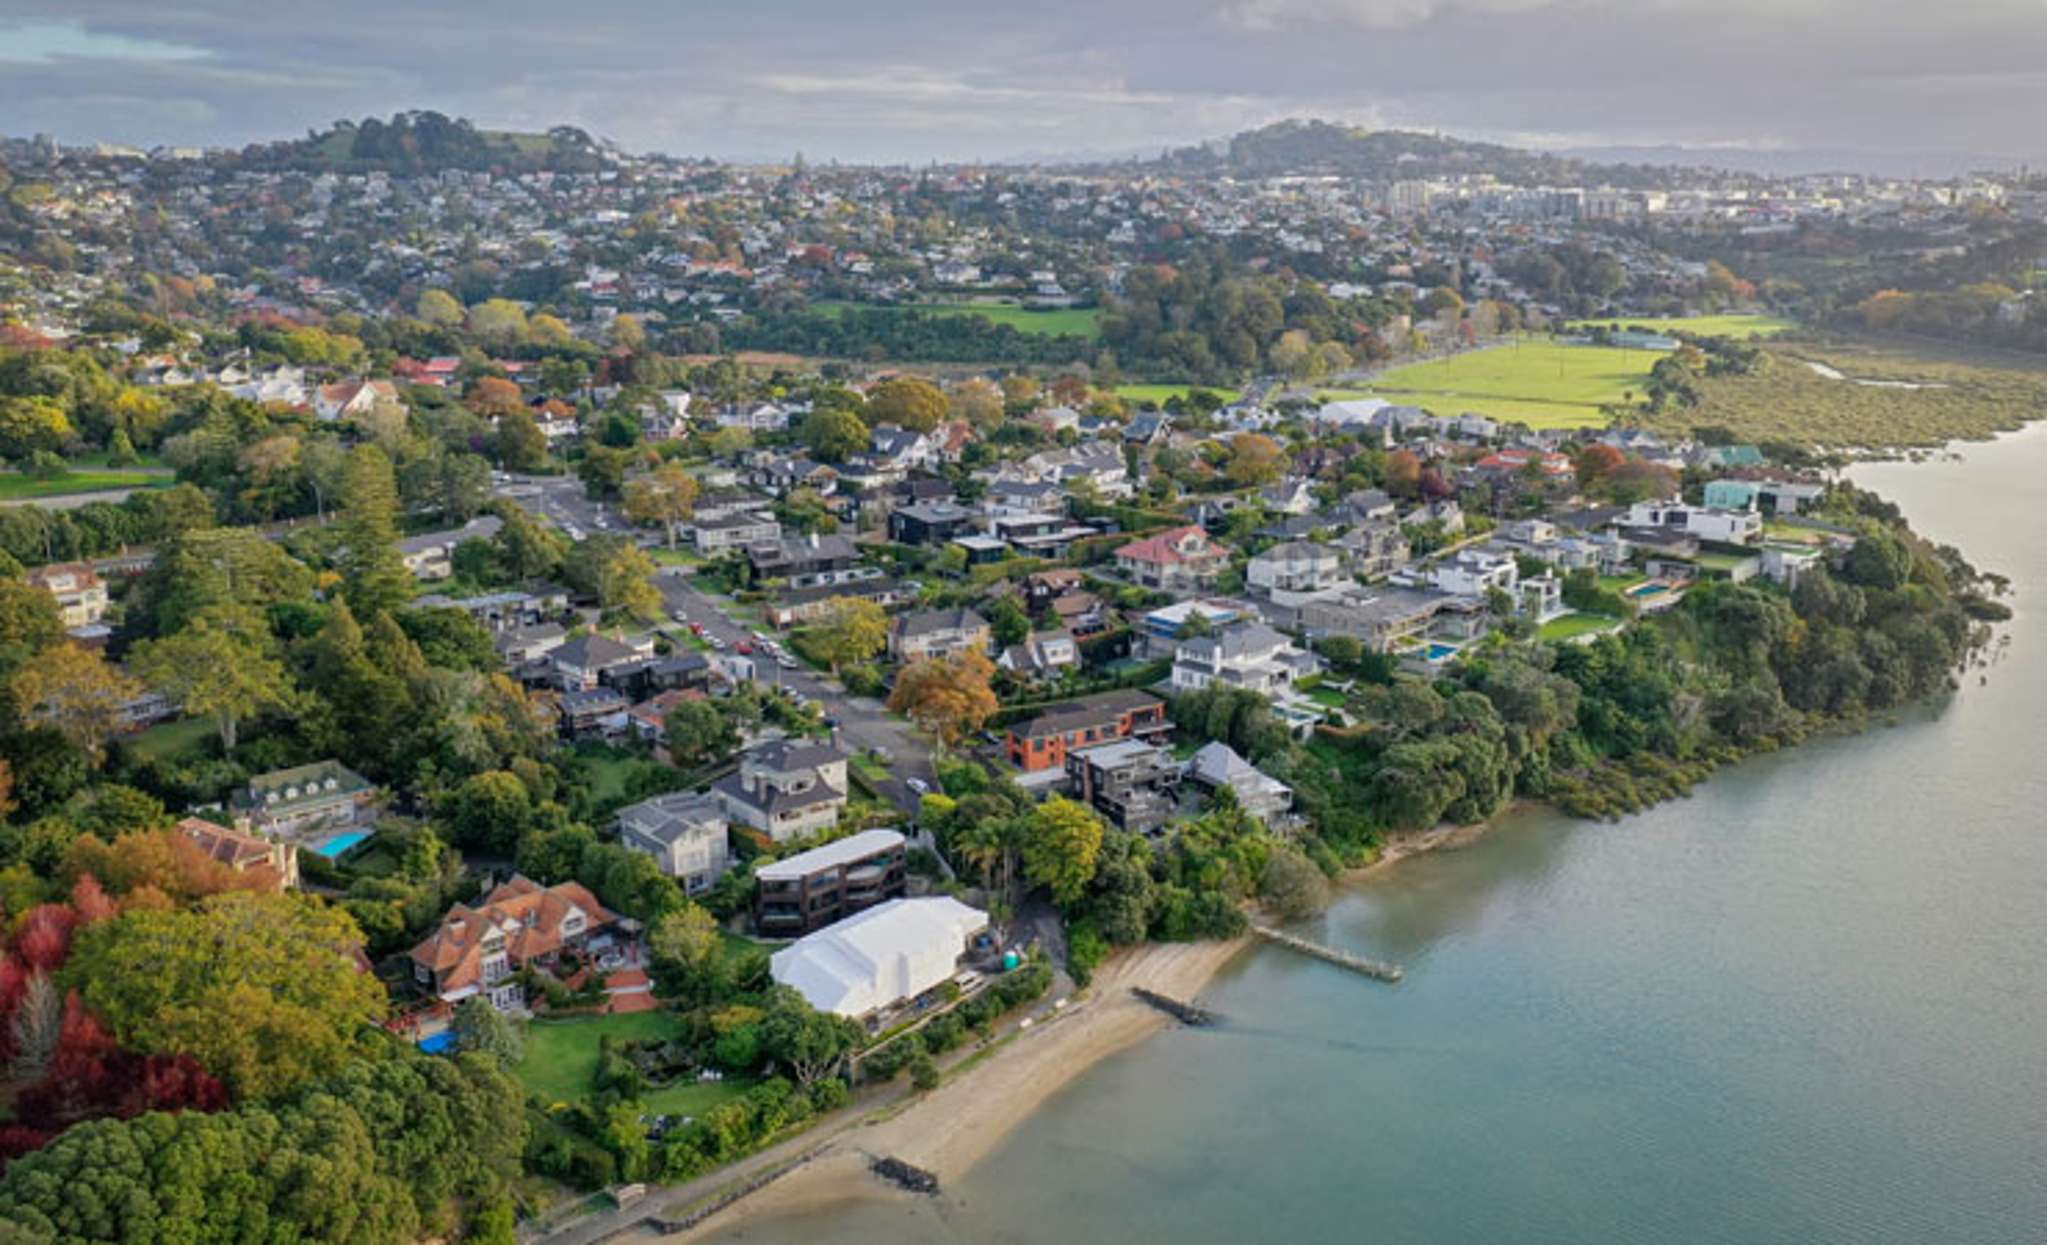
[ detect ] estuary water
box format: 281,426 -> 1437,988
730,427 -> 2047,1245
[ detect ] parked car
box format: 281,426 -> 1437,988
905,777 -> 930,795
737,641 -> 754,655
776,654 -> 798,670
671,609 -> 688,623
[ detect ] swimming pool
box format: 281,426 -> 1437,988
312,829 -> 373,859
1423,642 -> 1460,662
417,1030 -> 456,1054
1625,582 -> 1673,599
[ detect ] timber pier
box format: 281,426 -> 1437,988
1250,925 -> 1405,983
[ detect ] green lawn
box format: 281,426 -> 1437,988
1763,521 -> 1826,545
70,450 -> 169,470
1540,612 -> 1623,642
849,753 -> 892,786
1354,337 -> 1654,428
124,716 -> 214,762
0,470 -> 164,500
813,300 -> 1101,339
1113,384 -> 1242,407
643,1077 -> 751,1118
1564,313 -> 1799,339
517,1012 -> 680,1107
1307,687 -> 1349,709
1597,574 -> 1649,594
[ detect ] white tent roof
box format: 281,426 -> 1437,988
770,897 -> 988,1018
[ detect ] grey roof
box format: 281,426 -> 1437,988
1187,741 -> 1292,797
555,632 -> 639,670
618,791 -> 726,845
894,606 -> 988,639
1013,689 -> 1164,740
562,687 -> 629,712
751,737 -> 848,772
713,771 -> 847,816
1255,540 -> 1338,566
398,515 -> 503,556
1179,620 -> 1291,663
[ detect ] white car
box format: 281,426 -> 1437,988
671,609 -> 688,623
905,777 -> 930,795
776,654 -> 798,670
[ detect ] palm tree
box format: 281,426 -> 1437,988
949,817 -> 1016,902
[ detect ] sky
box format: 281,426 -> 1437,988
3,2 -> 2046,166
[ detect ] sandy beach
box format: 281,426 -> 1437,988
640,824 -> 1487,1243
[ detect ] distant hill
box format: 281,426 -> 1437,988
1559,144 -> 2027,180
1094,119 -> 1696,188
236,111 -> 611,174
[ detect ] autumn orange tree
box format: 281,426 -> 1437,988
886,651 -> 1000,747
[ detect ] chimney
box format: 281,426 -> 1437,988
807,532 -> 819,549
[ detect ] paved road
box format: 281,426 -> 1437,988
654,570 -> 938,816
497,472 -> 638,544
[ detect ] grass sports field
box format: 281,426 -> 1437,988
1355,337 -> 1658,428
1114,384 -> 1242,406
814,300 -> 1101,338
1565,313 -> 1799,338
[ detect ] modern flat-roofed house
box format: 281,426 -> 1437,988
770,896 -> 989,1022
887,500 -> 980,547
1298,586 -> 1443,651
714,738 -> 850,843
1621,500 -> 1764,548
26,562 -> 108,627
1115,525 -> 1231,592
235,761 -> 375,840
177,816 -> 300,891
408,876 -> 616,1012
1006,689 -> 1168,772
1067,739 -> 1182,835
691,511 -> 781,553
617,791 -> 730,895
754,828 -> 908,936
888,607 -> 990,662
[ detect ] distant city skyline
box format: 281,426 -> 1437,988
4,3 -> 2045,168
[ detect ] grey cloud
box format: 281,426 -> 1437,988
1,1 -> 2043,163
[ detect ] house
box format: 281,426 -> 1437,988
691,511 -> 781,553
1022,441 -> 1129,497
397,516 -> 502,581
869,423 -> 936,471
1761,543 -> 1824,587
411,585 -> 569,633
1171,621 -> 1320,696
989,513 -> 1093,559
408,876 -> 617,1011
748,532 -> 874,590
1259,477 -> 1319,516
1246,541 -> 1347,605
1067,739 -> 1182,835
769,896 -> 989,1021
1185,741 -> 1294,823
1137,599 -> 1245,655
1339,489 -> 1398,526
552,632 -> 647,691
235,761 -> 375,840
617,791 -> 730,895
313,378 -> 401,422
1332,521 -> 1410,580
1298,586 -> 1443,650
1006,689 -> 1169,772
1114,525 -> 1232,592
888,607 -> 991,661
752,455 -> 837,496
559,687 -> 630,739
717,401 -> 795,431
1429,548 -> 1519,599
764,576 -> 914,628
754,828 -> 908,936
887,501 -> 979,546
26,562 -> 108,627
495,622 -> 567,668
983,478 -> 1066,518
997,630 -> 1080,681
1621,500 -> 1764,547
714,738 -> 850,843
177,816 -> 299,891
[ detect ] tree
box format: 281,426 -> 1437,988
1020,797 -> 1105,907
0,579 -> 63,681
1227,433 -> 1284,487
610,314 -> 647,351
442,770 -> 532,856
493,409 -> 548,472
416,288 -> 464,327
0,396 -> 73,459
804,596 -> 887,674
466,299 -> 528,345
798,405 -> 869,463
759,987 -> 858,1090
451,996 -> 525,1066
986,596 -> 1030,648
1258,846 -> 1328,920
130,606 -> 296,752
63,891 -> 386,1101
863,377 -> 948,433
338,443 -> 412,617
467,376 -> 526,420
622,462 -> 701,548
648,904 -> 724,1001
8,643 -> 140,764
495,502 -> 567,581
886,652 -> 1000,747
663,699 -> 737,766
949,377 -> 1004,430
706,426 -> 753,459
579,445 -> 631,501
597,541 -> 662,622
1384,448 -> 1422,498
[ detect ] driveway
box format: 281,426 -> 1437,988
655,570 -> 938,817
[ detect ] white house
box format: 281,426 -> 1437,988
1622,501 -> 1764,547
770,897 -> 989,1020
1171,621 -> 1320,696
616,791 -> 731,896
1429,548 -> 1518,599
1246,541 -> 1348,606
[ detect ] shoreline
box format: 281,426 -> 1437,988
650,824 -> 1480,1243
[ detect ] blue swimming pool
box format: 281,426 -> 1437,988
312,829 -> 373,858
417,1030 -> 456,1054
1423,642 -> 1460,662
1626,581 -> 1673,599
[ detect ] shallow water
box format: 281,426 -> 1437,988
718,428 -> 2047,1245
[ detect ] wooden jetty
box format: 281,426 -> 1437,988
1250,925 -> 1404,983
